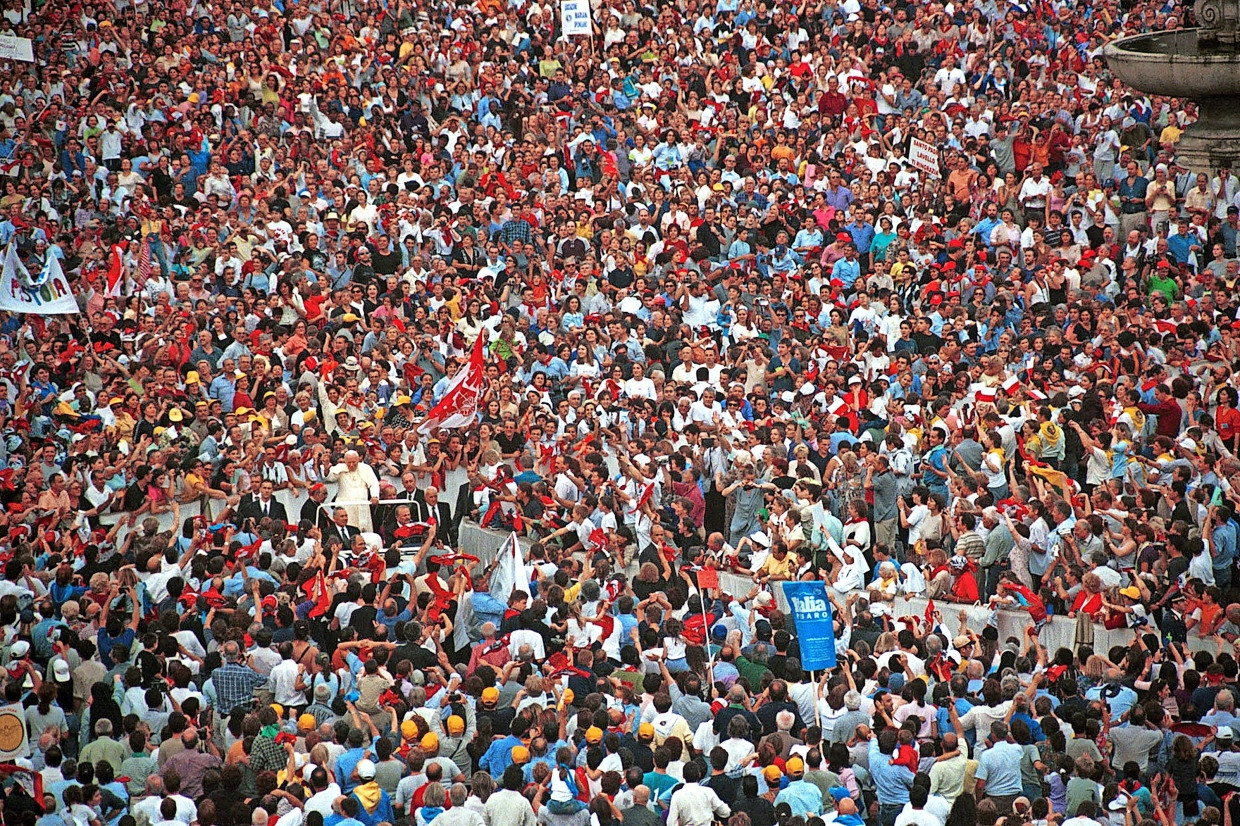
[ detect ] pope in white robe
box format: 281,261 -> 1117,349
326,450 -> 380,531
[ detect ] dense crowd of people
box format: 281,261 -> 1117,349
4,0 -> 1240,823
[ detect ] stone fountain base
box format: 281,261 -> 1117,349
1104,29 -> 1240,176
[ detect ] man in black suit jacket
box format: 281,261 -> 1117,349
239,480 -> 290,524
326,506 -> 361,545
411,486 -> 453,544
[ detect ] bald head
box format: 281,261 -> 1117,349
632,786 -> 650,806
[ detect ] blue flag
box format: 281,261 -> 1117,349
783,581 -> 837,670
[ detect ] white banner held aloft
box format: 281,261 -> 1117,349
0,245 -> 79,315
488,531 -> 526,605
0,35 -> 33,63
560,0 -> 592,36
909,137 -> 941,179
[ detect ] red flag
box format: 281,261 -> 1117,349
628,482 -> 655,516
135,238 -> 153,289
0,763 -> 43,809
925,599 -> 935,629
587,526 -> 607,551
417,332 -> 486,434
235,537 -> 262,563
105,243 -> 125,297
307,571 -> 331,618
1152,319 -> 1178,335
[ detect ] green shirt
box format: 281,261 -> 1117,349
735,656 -> 772,687
1148,272 -> 1179,302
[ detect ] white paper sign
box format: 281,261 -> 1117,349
909,137 -> 941,179
560,0 -> 592,36
0,245 -> 79,315
0,36 -> 34,63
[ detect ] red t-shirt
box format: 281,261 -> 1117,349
1218,406 -> 1240,443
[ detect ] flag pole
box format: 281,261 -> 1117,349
814,670 -> 821,731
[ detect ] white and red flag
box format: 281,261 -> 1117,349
417,332 -> 486,434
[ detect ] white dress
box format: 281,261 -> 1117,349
326,462 -> 380,531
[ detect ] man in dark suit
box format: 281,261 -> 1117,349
239,480 -> 289,524
326,506 -> 360,545
380,503 -> 420,547
411,486 -> 454,544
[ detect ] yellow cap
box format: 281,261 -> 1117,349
188,93 -> 200,104
186,371 -> 199,384
168,408 -> 183,422
447,715 -> 465,736
108,397 -> 124,406
638,723 -> 655,740
270,703 -> 284,718
763,765 -> 782,783
298,714 -> 316,732
585,726 -> 603,744
511,745 -> 530,764
421,732 -> 439,751
401,720 -> 418,739
481,687 -> 500,704
786,756 -> 805,776
234,407 -> 251,416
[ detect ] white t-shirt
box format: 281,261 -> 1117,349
623,377 -> 657,400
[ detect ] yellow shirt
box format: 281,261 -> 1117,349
759,552 -> 794,580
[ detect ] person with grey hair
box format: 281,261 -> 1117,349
79,717 -> 126,772
467,620 -> 512,675
432,784 -> 482,826
715,685 -> 761,746
830,690 -> 870,744
758,710 -> 803,761
973,720 -> 1024,814
130,775 -> 168,826
305,685 -> 337,730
